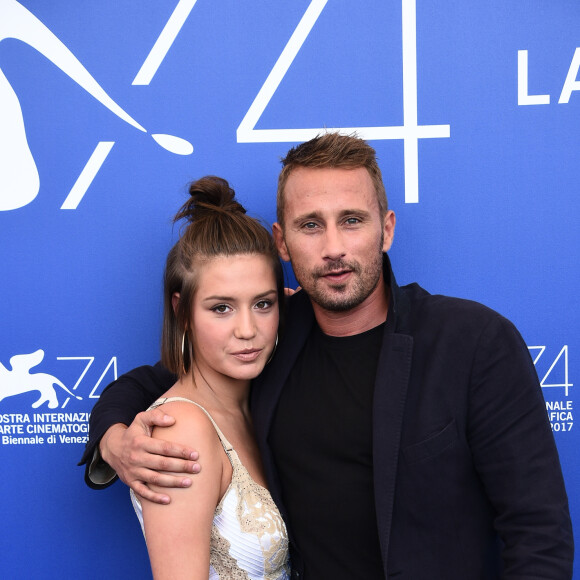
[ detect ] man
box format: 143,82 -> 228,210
80,133 -> 573,579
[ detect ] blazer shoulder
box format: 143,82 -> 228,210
398,283 -> 518,336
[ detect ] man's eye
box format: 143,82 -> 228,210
344,217 -> 360,225
302,222 -> 318,229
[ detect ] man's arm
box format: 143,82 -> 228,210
79,363 -> 200,503
469,314 -> 574,578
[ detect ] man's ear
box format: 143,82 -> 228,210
382,210 -> 396,252
171,292 -> 180,315
272,223 -> 291,262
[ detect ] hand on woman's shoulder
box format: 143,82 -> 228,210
148,400 -> 231,498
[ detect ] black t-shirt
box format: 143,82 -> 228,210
270,322 -> 386,579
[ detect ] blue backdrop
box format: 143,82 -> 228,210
0,1 -> 577,577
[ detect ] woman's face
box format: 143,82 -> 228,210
189,253 -> 279,384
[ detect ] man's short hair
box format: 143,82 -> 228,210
276,132 -> 388,226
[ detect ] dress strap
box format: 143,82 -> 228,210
151,396 -> 233,452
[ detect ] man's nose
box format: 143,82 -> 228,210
322,225 -> 346,261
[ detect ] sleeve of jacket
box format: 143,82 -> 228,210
467,313 -> 574,579
78,363 -> 176,489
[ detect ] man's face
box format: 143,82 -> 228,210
273,166 -> 395,312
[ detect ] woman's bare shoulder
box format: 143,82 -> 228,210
151,399 -> 221,450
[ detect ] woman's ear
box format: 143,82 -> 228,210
172,292 -> 180,315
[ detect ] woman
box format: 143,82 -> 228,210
131,175 -> 289,579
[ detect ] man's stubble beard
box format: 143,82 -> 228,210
287,233 -> 385,313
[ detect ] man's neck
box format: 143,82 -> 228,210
311,276 -> 389,337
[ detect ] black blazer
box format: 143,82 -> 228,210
250,256 -> 573,579
81,256 -> 573,579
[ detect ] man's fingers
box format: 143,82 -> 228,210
138,437 -> 199,464
284,286 -> 301,296
106,408 -> 203,504
133,411 -> 199,463
132,479 -> 171,505
131,470 -> 195,504
136,408 -> 176,430
159,439 -> 199,462
133,450 -> 201,475
146,470 -> 193,490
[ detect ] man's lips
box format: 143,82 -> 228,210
321,269 -> 352,283
230,349 -> 262,362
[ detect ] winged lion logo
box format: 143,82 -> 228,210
0,350 -> 82,408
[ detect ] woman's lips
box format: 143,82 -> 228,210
230,349 -> 262,362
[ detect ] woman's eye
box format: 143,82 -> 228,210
255,300 -> 272,310
211,304 -> 231,314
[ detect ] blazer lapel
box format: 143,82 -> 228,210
373,255 -> 414,575
373,330 -> 413,575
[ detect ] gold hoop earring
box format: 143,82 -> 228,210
267,334 -> 278,364
181,331 -> 188,375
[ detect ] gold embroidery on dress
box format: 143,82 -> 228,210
210,522 -> 251,579
225,449 -> 289,578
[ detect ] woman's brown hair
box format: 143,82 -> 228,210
161,176 -> 284,376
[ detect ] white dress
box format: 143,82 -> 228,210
131,397 -> 290,580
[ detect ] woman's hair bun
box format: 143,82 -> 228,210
174,175 -> 246,224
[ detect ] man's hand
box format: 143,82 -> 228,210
99,408 -> 200,504
284,286 -> 301,296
